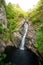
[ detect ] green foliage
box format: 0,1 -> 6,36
0,53 -> 12,65
28,0 -> 43,53
0,53 -> 6,61
36,24 -> 43,52
0,61 -> 12,65
0,0 -> 2,7
28,0 -> 43,25
32,18 -> 40,24
6,3 -> 27,34
0,0 -> 5,7
0,0 -> 43,64
1,3 -> 27,42
3,31 -> 10,41
0,21 -> 9,41
0,21 -> 4,34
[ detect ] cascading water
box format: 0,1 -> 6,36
19,23 -> 28,50
3,22 -> 39,65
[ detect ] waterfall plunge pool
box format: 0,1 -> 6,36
3,48 -> 39,65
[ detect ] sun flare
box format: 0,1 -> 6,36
5,0 -> 39,11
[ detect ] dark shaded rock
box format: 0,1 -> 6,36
0,39 -> 5,53
0,39 -> 14,53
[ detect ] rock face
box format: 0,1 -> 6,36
0,6 -> 7,28
13,20 -> 36,49
0,39 -> 5,53
13,32 -> 22,47
0,6 -> 36,52
0,6 -> 7,53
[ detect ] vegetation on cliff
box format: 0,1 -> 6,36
0,0 -> 43,53
0,0 -> 43,65
28,0 -> 43,53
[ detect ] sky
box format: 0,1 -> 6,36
5,0 -> 39,11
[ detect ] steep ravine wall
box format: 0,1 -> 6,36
0,5 -> 7,53
0,6 -> 7,28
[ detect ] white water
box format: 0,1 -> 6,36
20,23 -> 28,50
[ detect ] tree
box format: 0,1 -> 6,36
0,0 -> 5,7
28,0 -> 43,25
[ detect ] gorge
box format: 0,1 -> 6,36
3,21 -> 39,65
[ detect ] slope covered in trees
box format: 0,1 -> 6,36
28,0 -> 43,53
0,0 -> 28,42
28,0 -> 43,25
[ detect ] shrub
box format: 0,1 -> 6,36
36,24 -> 43,53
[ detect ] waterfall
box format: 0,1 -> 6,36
19,23 -> 28,50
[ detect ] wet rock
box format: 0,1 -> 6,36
19,20 -> 36,48
4,41 -> 14,47
12,20 -> 36,50
13,32 -> 22,47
